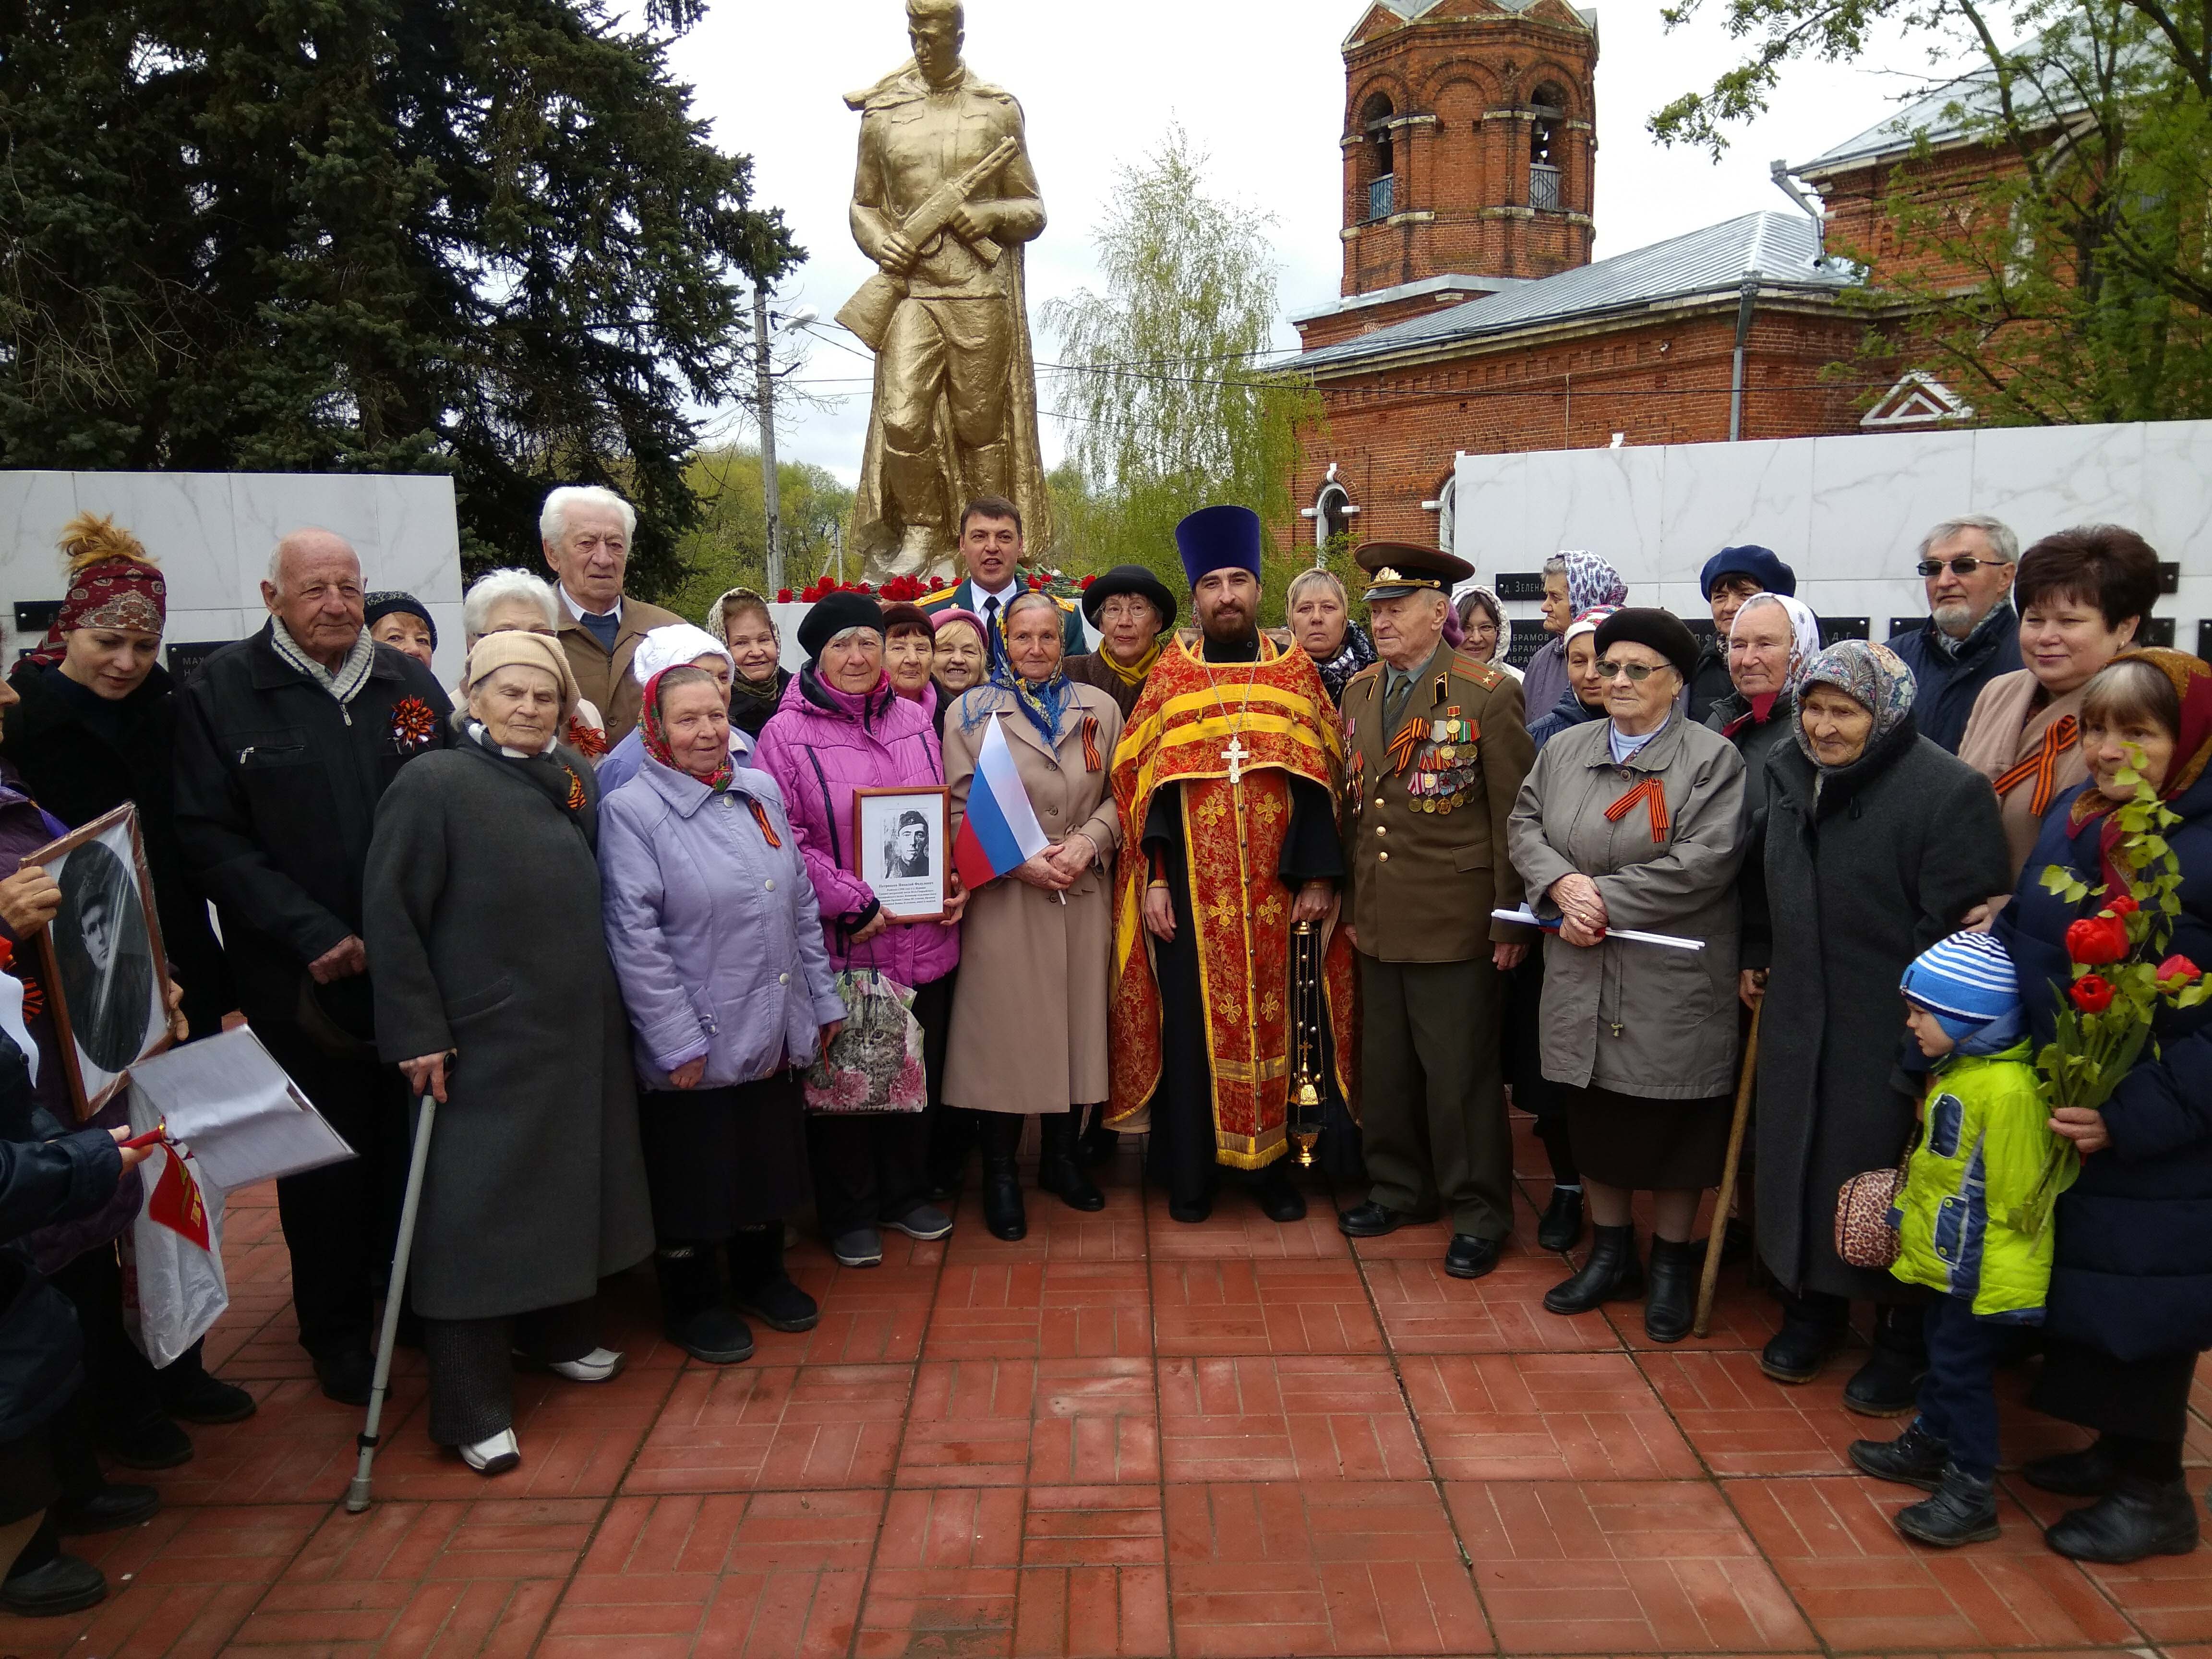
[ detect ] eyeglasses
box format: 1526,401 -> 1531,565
1916,556 -> 2008,577
1595,660 -> 1666,682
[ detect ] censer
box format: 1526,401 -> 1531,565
1288,920 -> 1324,1167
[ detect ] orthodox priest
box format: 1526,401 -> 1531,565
1108,506 -> 1357,1223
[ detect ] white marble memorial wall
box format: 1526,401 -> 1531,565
0,471 -> 467,684
1452,421 -> 2212,654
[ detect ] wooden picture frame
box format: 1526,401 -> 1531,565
851,786 -> 951,923
25,803 -> 177,1120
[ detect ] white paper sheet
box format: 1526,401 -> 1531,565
127,1026 -> 356,1192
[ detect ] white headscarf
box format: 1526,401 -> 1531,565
1730,593 -> 1822,699
631,622 -> 735,685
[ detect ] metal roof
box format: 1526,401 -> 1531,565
1293,210 -> 1854,372
1794,30 -> 2104,175
1360,0 -> 1597,36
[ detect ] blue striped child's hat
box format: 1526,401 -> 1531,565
1901,930 -> 2024,1054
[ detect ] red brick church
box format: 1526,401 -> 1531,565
1289,0 -> 1979,554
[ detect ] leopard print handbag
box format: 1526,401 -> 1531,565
1834,1150 -> 1913,1271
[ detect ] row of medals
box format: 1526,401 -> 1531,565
1409,715 -> 1478,814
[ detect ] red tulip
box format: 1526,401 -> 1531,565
2157,954 -> 2203,986
1080,575 -> 1096,589
2070,974 -> 2116,1013
2065,915 -> 2129,966
2106,894 -> 2140,916
776,588 -> 793,604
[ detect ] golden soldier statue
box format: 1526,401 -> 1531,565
841,0 -> 1053,582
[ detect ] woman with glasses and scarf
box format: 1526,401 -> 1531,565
1749,641 -> 2008,1414
1508,608 -> 1746,1343
940,592 -> 1123,1241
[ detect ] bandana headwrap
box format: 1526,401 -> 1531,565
1723,593 -> 1823,732
981,599 -> 1075,749
2067,648 -> 2212,893
1561,552 -> 1628,614
640,666 -> 733,793
30,514 -> 166,667
1453,585 -> 1508,666
1792,639 -> 1917,770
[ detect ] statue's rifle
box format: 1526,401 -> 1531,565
836,135 -> 1022,351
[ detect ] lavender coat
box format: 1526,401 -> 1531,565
599,754 -> 845,1091
751,668 -> 961,986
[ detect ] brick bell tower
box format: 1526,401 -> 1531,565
1338,0 -> 1598,298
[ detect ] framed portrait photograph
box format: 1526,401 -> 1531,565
26,804 -> 177,1119
852,786 -> 950,922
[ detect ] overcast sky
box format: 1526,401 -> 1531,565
667,1 -> 1961,487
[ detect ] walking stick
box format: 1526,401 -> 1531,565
1694,1002 -> 1761,1339
345,1087 -> 439,1514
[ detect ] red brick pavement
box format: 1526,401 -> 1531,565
3,1118 -> 2204,1658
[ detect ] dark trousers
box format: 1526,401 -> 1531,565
1359,953 -> 1514,1240
422,1297 -> 597,1446
809,976 -> 947,1236
2032,1335 -> 2196,1462
1915,1297 -> 2013,1479
258,1022 -> 408,1359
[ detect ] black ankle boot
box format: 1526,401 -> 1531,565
1895,1463 -> 2000,1547
1543,1224 -> 1643,1315
1077,1104 -> 1120,1167
654,1244 -> 754,1364
1844,1303 -> 1927,1417
727,1226 -> 819,1333
1037,1111 -> 1104,1212
1759,1289 -> 1849,1383
980,1116 -> 1027,1241
1536,1186 -> 1584,1252
1643,1237 -> 1699,1343
2044,1475 -> 2200,1563
1849,1419 -> 1951,1491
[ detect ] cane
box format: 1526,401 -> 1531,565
345,1082 -> 441,1514
1694,1001 -> 1761,1339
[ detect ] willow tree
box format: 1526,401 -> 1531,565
1653,0 -> 2212,424
1043,128 -> 1322,620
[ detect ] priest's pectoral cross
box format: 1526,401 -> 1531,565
1222,735 -> 1250,786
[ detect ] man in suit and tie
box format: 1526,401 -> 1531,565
921,496 -> 1084,665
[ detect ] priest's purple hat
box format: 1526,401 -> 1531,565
1175,505 -> 1263,588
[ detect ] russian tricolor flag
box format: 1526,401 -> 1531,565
955,716 -> 1049,890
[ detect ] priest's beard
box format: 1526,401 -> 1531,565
1198,601 -> 1258,650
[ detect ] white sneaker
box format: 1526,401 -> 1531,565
459,1429 -> 519,1474
547,1347 -> 625,1384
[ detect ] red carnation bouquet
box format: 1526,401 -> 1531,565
2029,749 -> 2212,1212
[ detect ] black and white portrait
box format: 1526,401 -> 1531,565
853,787 -> 950,921
37,806 -> 172,1113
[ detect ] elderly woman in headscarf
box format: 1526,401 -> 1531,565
461,569 -> 607,757
597,624 -> 739,792
599,661 -> 844,1364
1749,640 -> 2009,1415
1522,553 -> 1628,721
881,604 -> 941,728
707,587 -> 791,738
940,592 -> 1123,1242
1709,593 -> 1822,1000
1287,568 -> 1375,705
1507,608 -> 1744,1342
751,592 -> 964,1268
928,610 -> 990,740
363,630 -> 653,1477
1454,584 -> 1521,682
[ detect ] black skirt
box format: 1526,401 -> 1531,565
639,1071 -> 811,1240
1564,1084 -> 1731,1190
2031,1337 -> 2198,1443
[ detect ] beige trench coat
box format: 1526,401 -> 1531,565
1506,716 -> 1747,1100
941,685 -> 1124,1114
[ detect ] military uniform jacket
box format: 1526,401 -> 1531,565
1339,639 -> 1535,962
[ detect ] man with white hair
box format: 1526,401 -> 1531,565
173,528 -> 454,1406
539,485 -> 681,743
1888,514 -> 2023,753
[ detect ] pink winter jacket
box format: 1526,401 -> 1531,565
752,667 -> 961,986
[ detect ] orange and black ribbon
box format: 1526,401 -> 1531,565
1082,714 -> 1102,774
1993,715 -> 2079,815
1385,715 -> 1426,776
1604,777 -> 1671,843
745,797 -> 783,849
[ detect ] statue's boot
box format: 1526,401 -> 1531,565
879,441 -> 949,580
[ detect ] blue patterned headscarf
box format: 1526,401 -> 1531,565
1561,551 -> 1627,613
963,592 -> 1073,747
1793,639 -> 1917,769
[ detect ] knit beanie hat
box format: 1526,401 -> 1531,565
1901,931 -> 2026,1056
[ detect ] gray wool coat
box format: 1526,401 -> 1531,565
1749,719 -> 2011,1299
363,736 -> 653,1322
1507,717 -> 1747,1100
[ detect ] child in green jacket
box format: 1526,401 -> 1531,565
1849,930 -> 2062,1548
